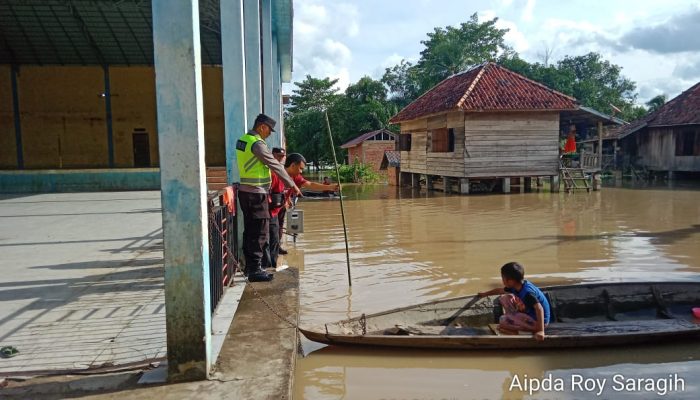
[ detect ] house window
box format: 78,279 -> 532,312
675,130 -> 698,156
399,133 -> 412,151
430,128 -> 455,152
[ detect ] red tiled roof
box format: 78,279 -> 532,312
616,81 -> 700,139
389,62 -> 579,123
340,129 -> 396,149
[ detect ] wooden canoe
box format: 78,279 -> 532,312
299,282 -> 700,349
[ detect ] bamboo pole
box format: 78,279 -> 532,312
324,112 -> 352,287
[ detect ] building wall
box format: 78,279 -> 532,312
19,66 -> 107,169
399,111 -> 466,177
356,141 -> 395,170
387,166 -> 399,186
635,127 -> 700,172
0,66 -> 16,168
0,65 -> 227,170
463,111 -> 559,177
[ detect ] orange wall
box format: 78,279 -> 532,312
0,65 -> 227,169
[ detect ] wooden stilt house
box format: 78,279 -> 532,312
389,62 -> 606,193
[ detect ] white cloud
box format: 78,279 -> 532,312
289,0 -> 359,91
522,0 -> 536,22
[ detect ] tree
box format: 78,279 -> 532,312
382,13 -> 511,106
381,59 -> 421,108
285,75 -> 396,167
285,76 -> 342,168
287,75 -> 340,113
646,94 -> 667,112
556,53 -> 638,120
501,52 -> 640,121
414,13 -> 512,91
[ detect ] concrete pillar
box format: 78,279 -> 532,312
271,37 -> 282,140
459,178 -> 469,194
502,177 -> 511,194
551,175 -> 560,193
103,66 -> 115,168
524,177 -> 532,192
10,65 -> 24,169
443,176 -> 451,194
260,0 -> 276,148
243,0 -> 262,126
426,175 -> 434,191
152,0 -> 211,381
221,0 -> 247,184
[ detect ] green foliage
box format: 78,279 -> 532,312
330,160 -> 381,184
645,94 -> 667,112
382,13 -> 511,105
414,13 -> 512,91
381,59 -> 421,109
285,75 -> 396,167
501,52 -> 642,121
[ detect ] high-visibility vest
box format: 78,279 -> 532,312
236,133 -> 271,187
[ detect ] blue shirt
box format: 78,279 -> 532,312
505,280 -> 551,324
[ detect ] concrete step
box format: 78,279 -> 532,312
207,177 -> 228,183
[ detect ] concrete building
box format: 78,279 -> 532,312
340,128 -> 397,171
0,0 -> 293,382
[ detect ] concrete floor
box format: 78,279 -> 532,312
2,268 -> 300,400
0,192 -> 166,374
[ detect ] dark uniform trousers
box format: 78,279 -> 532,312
238,191 -> 269,274
264,216 -> 280,269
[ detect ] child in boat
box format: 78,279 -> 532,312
478,262 -> 550,341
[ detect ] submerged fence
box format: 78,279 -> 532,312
207,187 -> 239,314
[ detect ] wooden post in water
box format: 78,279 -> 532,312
459,178 -> 469,194
426,175 -> 434,191
444,176 -> 451,194
597,121 -> 604,172
502,177 -> 511,194
524,177 -> 532,192
551,175 -> 560,193
412,173 -> 420,189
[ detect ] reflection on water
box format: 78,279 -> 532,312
289,184 -> 700,399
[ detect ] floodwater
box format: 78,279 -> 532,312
288,183 -> 700,400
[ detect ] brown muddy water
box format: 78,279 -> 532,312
287,183 -> 700,400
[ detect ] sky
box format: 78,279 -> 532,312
284,0 -> 700,104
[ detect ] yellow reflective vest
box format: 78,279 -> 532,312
236,133 -> 271,187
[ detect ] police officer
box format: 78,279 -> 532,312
237,114 -> 300,282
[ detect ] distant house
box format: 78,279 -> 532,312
389,62 -> 621,193
380,150 -> 401,186
340,129 -> 397,171
606,82 -> 700,178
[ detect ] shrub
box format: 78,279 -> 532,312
330,160 -> 381,183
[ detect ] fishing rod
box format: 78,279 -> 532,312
324,112 -> 352,287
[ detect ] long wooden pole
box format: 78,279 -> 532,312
324,112 -> 352,287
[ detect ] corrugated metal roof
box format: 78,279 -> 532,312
0,0 -> 292,79
390,62 -> 579,123
380,150 -> 400,169
340,129 -> 396,149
